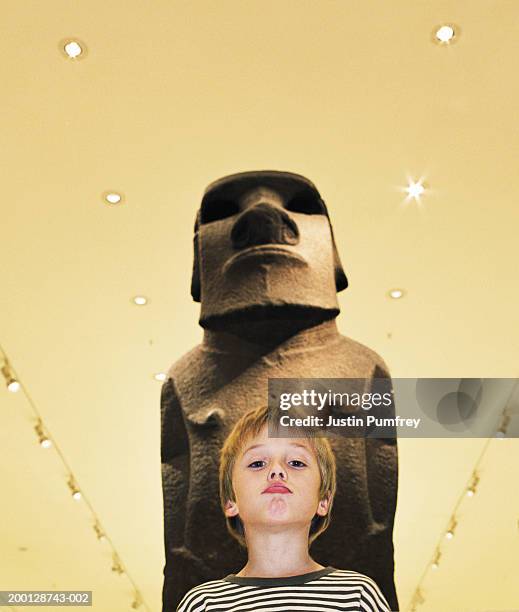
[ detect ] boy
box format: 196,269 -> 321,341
177,404 -> 392,611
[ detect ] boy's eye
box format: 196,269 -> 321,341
246,459 -> 307,469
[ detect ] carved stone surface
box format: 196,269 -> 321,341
161,171 -> 399,611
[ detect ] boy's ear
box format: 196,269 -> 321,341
316,492 -> 331,517
224,499 -> 239,517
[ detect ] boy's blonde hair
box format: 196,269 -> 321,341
219,404 -> 337,547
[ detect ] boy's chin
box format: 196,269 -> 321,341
266,497 -> 290,518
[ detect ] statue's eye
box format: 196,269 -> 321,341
285,192 -> 325,215
200,199 -> 239,224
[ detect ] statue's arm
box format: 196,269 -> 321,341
364,362 -> 398,528
160,377 -> 190,555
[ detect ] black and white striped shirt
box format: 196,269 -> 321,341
176,566 -> 392,611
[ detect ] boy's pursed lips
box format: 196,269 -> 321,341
262,482 -> 292,494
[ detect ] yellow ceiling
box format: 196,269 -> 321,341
1,1 -> 518,610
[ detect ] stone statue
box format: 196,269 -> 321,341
161,170 -> 399,611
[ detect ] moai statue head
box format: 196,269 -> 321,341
191,170 -> 348,332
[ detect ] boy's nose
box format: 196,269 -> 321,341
269,469 -> 286,480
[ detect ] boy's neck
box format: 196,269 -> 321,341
236,559 -> 325,578
235,527 -> 324,578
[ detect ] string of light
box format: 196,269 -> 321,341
407,385 -> 518,612
1,345 -> 150,611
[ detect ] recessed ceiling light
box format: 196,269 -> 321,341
133,296 -> 148,306
433,24 -> 458,45
405,181 -> 426,201
388,289 -> 405,299
60,38 -> 88,60
154,372 -> 167,382
65,41 -> 82,58
398,175 -> 429,208
104,192 -> 123,205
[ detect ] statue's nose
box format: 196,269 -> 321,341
230,202 -> 299,249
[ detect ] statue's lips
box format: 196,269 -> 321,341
223,246 -> 306,273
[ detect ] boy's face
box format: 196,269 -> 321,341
224,424 -> 330,536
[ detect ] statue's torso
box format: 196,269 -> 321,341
166,328 -> 395,556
